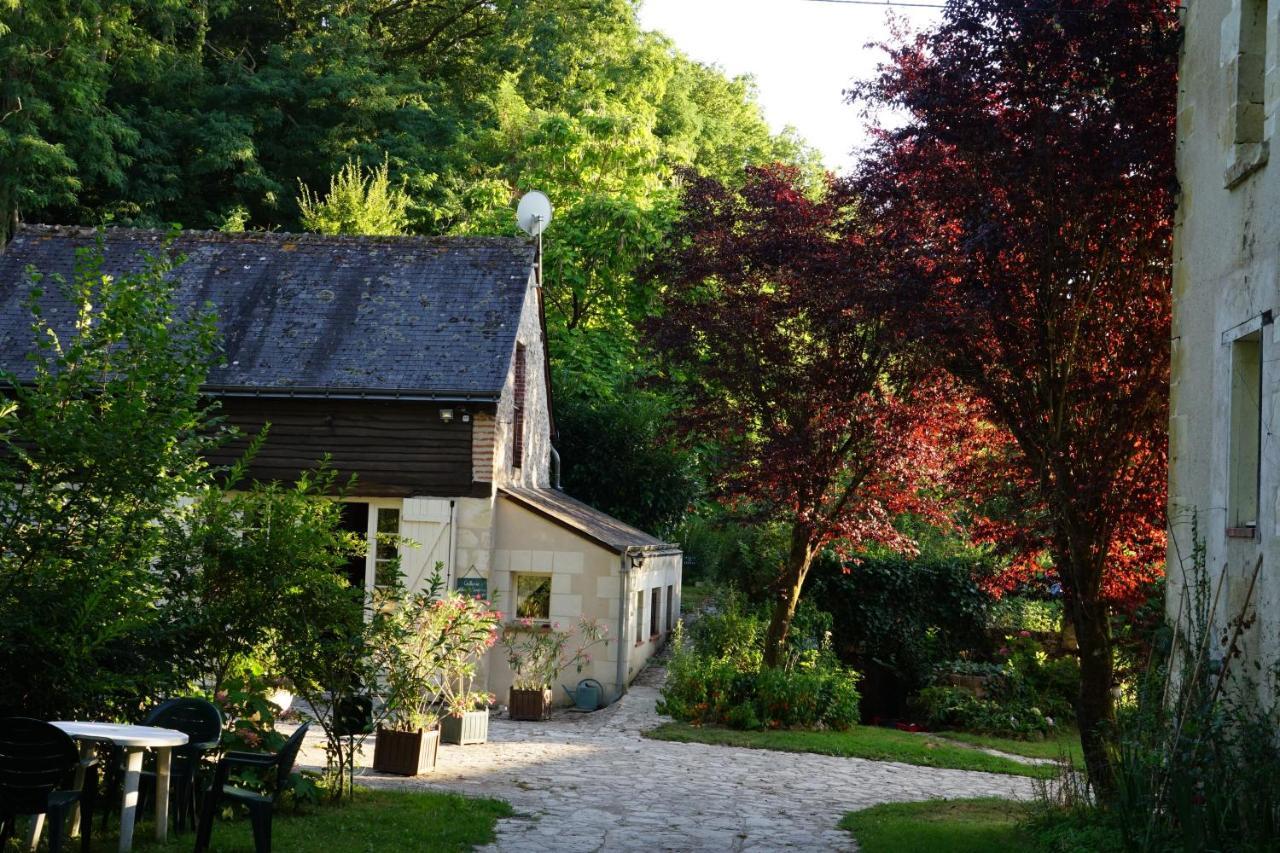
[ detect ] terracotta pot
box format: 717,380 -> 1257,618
440,709 -> 490,745
372,726 -> 439,775
508,687 -> 554,721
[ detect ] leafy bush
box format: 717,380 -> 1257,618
658,597 -> 860,731
918,632 -> 1079,739
0,238 -> 226,720
809,551 -> 994,715
914,685 -> 1056,739
990,596 -> 1064,634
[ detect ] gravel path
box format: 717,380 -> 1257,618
293,665 -> 1034,851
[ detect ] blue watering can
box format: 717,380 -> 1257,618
562,678 -> 604,711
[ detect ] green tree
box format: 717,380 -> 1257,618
299,159 -> 410,236
0,235 -> 226,718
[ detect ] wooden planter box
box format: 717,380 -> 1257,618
508,687 -> 553,721
372,726 -> 439,776
440,710 -> 490,745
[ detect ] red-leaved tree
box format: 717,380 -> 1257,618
649,165 -> 968,666
851,0 -> 1178,790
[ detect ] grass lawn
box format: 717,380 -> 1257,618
933,728 -> 1084,766
6,788 -> 512,853
645,722 -> 1057,779
839,798 -> 1035,853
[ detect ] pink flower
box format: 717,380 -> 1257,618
1018,630 -> 1032,639
998,646 -> 1010,657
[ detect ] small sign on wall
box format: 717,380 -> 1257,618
456,576 -> 488,599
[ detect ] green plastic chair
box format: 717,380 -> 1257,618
0,717 -> 97,853
138,698 -> 224,833
193,721 -> 310,853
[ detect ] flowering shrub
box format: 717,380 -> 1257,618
371,566 -> 501,730
499,616 -> 609,690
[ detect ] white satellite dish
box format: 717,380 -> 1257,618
516,191 -> 553,237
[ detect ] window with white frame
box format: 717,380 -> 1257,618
634,589 -> 645,644
650,587 -> 660,639
666,585 -> 674,633
374,506 -> 401,588
1229,330 -> 1263,532
515,573 -> 551,621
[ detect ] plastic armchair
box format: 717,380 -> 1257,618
0,717 -> 97,853
194,721 -> 310,853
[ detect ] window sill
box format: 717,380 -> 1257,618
1226,526 -> 1258,540
1225,141 -> 1269,189
506,621 -> 552,632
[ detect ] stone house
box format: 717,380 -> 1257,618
1171,0 -> 1280,700
0,224 -> 682,704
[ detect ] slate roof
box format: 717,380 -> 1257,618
0,225 -> 535,399
500,486 -> 677,554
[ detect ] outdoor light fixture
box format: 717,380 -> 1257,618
630,552 -> 646,569
440,408 -> 454,423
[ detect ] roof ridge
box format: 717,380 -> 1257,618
14,223 -> 531,250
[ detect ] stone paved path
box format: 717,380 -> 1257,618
294,665 -> 1034,851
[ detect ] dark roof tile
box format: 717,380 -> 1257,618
0,225 -> 535,398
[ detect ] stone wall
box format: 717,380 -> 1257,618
492,272 -> 552,489
1171,0 -> 1280,704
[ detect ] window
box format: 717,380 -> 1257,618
666,585 -> 675,633
634,590 -> 645,644
1229,331 -> 1263,533
1234,0 -> 1269,146
512,342 -> 526,469
374,506 -> 401,587
650,587 -> 660,639
515,573 -> 551,621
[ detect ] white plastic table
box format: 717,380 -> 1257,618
50,722 -> 189,853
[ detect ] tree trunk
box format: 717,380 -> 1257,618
763,524 -> 816,668
1066,582 -> 1115,796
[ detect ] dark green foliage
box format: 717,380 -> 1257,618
0,237 -> 225,719
554,385 -> 699,536
658,592 -> 860,731
1106,553 -> 1280,851
809,552 -> 994,714
672,512 -> 788,592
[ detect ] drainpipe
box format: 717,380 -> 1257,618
550,446 -> 562,490
447,499 -> 458,591
615,548 -> 633,703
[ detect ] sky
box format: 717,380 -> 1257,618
636,0 -> 942,173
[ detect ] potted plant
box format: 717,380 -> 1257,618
500,617 -> 609,721
368,584 -> 449,775
430,594 -> 501,745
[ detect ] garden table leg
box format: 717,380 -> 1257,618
23,814 -> 43,851
154,746 -> 172,843
118,747 -> 144,853
68,740 -> 94,838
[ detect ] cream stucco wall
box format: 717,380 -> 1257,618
486,498 -> 682,705
1171,0 -> 1280,703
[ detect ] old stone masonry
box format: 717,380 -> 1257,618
302,663 -> 1034,852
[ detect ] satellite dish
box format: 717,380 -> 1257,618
516,191 -> 553,237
